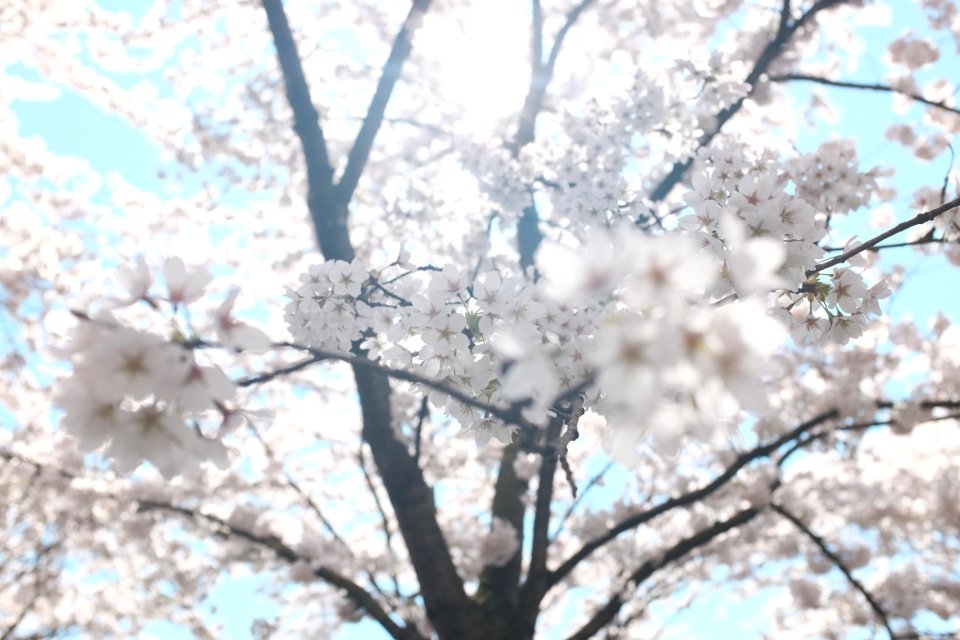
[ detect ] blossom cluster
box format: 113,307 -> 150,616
283,259 -> 374,352
285,230 -> 786,455
55,320 -> 231,477
681,141 -> 891,345
53,258 -> 268,477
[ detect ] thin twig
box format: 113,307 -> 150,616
276,342 -> 541,433
236,355 -> 326,387
808,196 -> 960,274
769,73 -> 960,117
550,461 -> 615,543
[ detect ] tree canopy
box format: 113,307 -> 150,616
2,0 -> 960,638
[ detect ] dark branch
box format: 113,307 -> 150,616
772,504 -> 895,640
413,396 -> 429,465
513,0 -> 595,149
359,443 -> 404,598
249,425 -> 350,549
547,410 -> 839,589
263,1 -> 482,633
2,448 -> 418,639
138,499 -> 421,640
260,0 -> 342,255
476,438 -> 529,629
543,0 -> 595,81
565,507 -> 761,640
808,196 -> 960,274
236,355 -> 326,387
648,0 -> 847,203
276,342 -> 541,434
337,0 -> 432,205
769,73 -> 960,117
518,416 -> 566,637
513,0 -> 597,271
820,228 -> 951,253
550,461 -> 615,542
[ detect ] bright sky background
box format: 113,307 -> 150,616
8,0 -> 959,638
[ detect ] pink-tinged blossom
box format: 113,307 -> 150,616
591,311 -> 669,411
790,314 -> 830,345
329,260 -> 366,297
220,407 -> 274,438
163,257 -> 212,307
826,269 -> 867,314
106,403 -> 228,478
54,378 -> 122,451
421,312 -> 469,356
703,302 -> 783,413
624,235 -> 715,303
54,315 -> 238,477
680,170 -> 722,231
83,328 -> 187,402
174,362 -> 236,412
471,419 -> 514,448
492,327 -> 559,417
888,33 -> 939,69
860,282 -> 892,318
112,255 -> 153,307
719,214 -> 786,297
828,313 -> 868,343
537,232 -> 629,303
215,288 -> 272,351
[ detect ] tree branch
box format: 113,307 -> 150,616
546,410 -> 839,590
769,73 -> 960,117
476,438 -> 529,631
337,0 -> 432,205
263,1 -> 481,633
648,0 -> 848,202
358,443 -> 404,598
513,0 -> 597,271
137,499 -> 422,640
248,425 -> 350,549
771,504 -> 895,640
513,0 -> 595,149
808,196 -> 960,274
260,0 -> 344,256
351,361 -> 483,638
518,416 -> 565,638
565,506 -> 761,640
274,342 -> 541,434
236,355 -> 326,387
550,461 -> 615,542
0,448 -> 418,639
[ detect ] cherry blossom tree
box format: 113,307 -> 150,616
3,0 -> 960,638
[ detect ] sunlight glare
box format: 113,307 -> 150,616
417,1 -> 531,132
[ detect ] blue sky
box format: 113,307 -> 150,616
8,0 -> 958,638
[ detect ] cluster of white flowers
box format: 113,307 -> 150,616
54,258 -> 269,477
539,230 -> 785,454
283,224 -> 791,455
785,140 -> 883,215
286,257 -> 597,441
283,259 -> 374,352
681,142 -> 891,345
